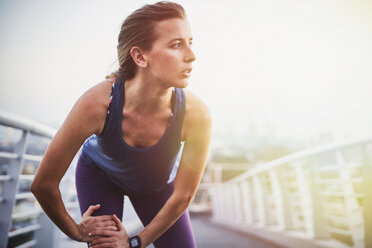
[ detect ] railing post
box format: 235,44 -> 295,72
308,160 -> 329,239
240,180 -> 254,224
295,162 -> 315,237
363,144 -> 372,248
296,160 -> 329,239
220,187 -> 229,221
253,175 -> 268,226
335,151 -> 364,248
209,188 -> 220,220
269,168 -> 293,230
217,189 -> 224,220
0,130 -> 29,247
211,188 -> 220,220
232,185 -> 243,222
227,186 -> 235,221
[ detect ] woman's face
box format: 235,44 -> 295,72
145,18 -> 195,88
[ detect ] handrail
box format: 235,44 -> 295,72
224,133 -> 372,185
0,111 -> 59,247
208,134 -> 372,248
0,110 -> 56,137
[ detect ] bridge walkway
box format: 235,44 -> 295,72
57,214 -> 283,248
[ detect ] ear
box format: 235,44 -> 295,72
130,47 -> 147,68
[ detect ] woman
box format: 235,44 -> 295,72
31,1 -> 212,248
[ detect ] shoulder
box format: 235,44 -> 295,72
73,78 -> 115,135
77,78 -> 114,114
182,89 -> 212,138
183,89 -> 211,120
81,78 -> 114,104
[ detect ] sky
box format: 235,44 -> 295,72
1,0 -> 372,143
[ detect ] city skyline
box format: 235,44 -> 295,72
1,0 -> 371,141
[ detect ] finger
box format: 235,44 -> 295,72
94,215 -> 116,222
90,237 -> 115,246
90,229 -> 116,237
93,220 -> 116,228
95,225 -> 118,231
112,214 -> 123,231
100,226 -> 118,231
90,243 -> 113,248
83,204 -> 100,217
101,220 -> 116,227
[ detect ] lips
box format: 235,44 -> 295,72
182,67 -> 192,73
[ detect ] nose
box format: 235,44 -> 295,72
185,45 -> 196,63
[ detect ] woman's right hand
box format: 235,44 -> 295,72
78,204 -> 118,242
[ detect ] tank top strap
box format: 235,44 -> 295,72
99,79 -> 122,138
173,87 -> 186,140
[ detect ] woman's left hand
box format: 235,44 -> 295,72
89,214 -> 129,248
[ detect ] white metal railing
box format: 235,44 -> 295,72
0,111 -> 79,248
209,134 -> 372,248
0,111 -> 56,138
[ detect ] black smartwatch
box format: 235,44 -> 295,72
129,235 -> 141,248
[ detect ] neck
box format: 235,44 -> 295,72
124,74 -> 173,115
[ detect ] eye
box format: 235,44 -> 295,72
173,42 -> 181,48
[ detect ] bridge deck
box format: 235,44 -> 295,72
57,214 -> 283,248
190,215 -> 283,248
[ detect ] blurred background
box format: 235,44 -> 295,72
1,0 -> 371,247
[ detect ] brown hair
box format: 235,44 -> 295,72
107,1 -> 186,81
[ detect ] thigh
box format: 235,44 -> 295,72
75,155 -> 124,220
128,182 -> 196,248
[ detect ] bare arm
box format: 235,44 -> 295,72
30,81 -> 114,241
137,104 -> 212,247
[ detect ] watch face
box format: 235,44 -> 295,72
130,239 -> 139,246
130,237 -> 140,247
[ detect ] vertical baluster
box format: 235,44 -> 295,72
216,188 -> 225,221
362,143 -> 372,248
295,162 -> 314,237
0,130 -> 29,247
269,168 -> 293,230
218,187 -> 225,221
309,159 -> 329,239
295,159 -> 329,239
335,151 -> 364,248
253,175 -> 268,226
232,184 -> 242,222
240,180 -> 254,224
218,188 -> 224,221
227,186 -> 235,221
209,188 -> 218,220
288,164 -> 301,230
221,187 -> 230,221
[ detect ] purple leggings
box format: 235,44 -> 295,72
75,156 -> 196,248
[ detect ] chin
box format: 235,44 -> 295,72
177,78 -> 189,88
179,81 -> 189,88
167,80 -> 188,89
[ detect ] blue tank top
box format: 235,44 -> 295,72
80,79 -> 186,194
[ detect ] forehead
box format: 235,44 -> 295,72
152,18 -> 192,42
